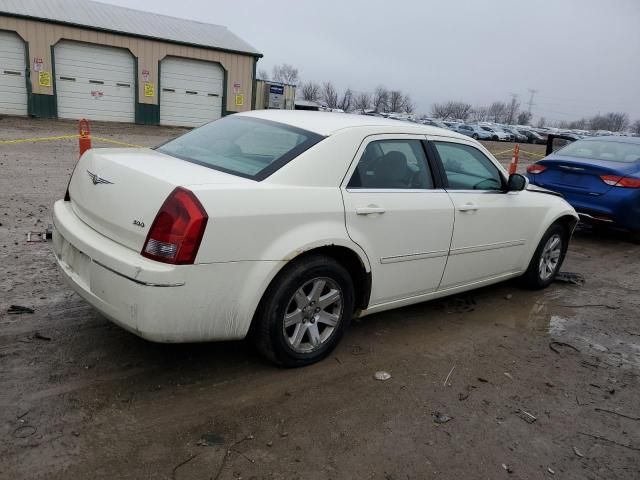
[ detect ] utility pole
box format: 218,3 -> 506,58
527,88 -> 538,114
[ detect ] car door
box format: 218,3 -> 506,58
341,135 -> 454,306
429,137 -> 536,288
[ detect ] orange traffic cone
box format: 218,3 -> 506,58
508,144 -> 520,175
79,118 -> 92,158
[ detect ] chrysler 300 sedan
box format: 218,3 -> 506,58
53,111 -> 578,366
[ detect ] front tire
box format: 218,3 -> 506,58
252,255 -> 354,367
472,133 -> 479,139
520,223 -> 569,289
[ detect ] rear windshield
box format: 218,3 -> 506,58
557,139 -> 640,163
156,116 -> 324,180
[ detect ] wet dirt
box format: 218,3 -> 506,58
1,117 -> 639,479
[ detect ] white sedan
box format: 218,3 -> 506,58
53,111 -> 578,366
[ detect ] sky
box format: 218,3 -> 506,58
102,0 -> 640,123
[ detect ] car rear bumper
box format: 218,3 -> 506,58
527,181 -> 640,231
53,200 -> 283,342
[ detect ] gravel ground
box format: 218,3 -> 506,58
1,117 -> 639,479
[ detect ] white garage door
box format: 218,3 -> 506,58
160,57 -> 223,127
0,31 -> 27,116
54,41 -> 135,122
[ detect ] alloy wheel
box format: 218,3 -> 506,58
282,277 -> 343,353
539,234 -> 562,281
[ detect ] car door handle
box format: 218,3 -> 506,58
458,202 -> 479,212
356,205 -> 386,215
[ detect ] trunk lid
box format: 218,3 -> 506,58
68,148 -> 250,251
536,155 -> 638,196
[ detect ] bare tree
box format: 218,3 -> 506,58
354,92 -> 372,113
470,106 -> 490,122
568,118 -> 588,130
321,82 -> 339,109
388,90 -> 406,113
257,69 -> 269,80
431,102 -> 451,119
404,95 -> 415,114
338,88 -> 353,112
488,102 -> 508,123
536,117 -> 546,128
516,111 -> 532,125
449,102 -> 472,121
632,119 -> 640,134
299,81 -> 321,101
271,64 -> 299,85
504,98 -> 520,125
373,86 -> 389,113
431,101 -> 472,120
604,112 -> 629,132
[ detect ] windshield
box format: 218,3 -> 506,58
556,139 -> 640,163
157,116 -> 324,180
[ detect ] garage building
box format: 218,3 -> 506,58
0,0 -> 262,126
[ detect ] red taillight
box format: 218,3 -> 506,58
600,175 -> 640,188
142,187 -> 208,265
527,164 -> 547,174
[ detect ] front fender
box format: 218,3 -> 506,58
521,199 -> 578,270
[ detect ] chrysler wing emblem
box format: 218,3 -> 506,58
87,170 -> 114,185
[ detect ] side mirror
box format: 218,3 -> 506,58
508,173 -> 527,192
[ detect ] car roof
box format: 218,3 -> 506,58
237,110 -> 468,139
579,135 -> 640,145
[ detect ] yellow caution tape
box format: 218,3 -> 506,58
0,134 -> 146,148
0,134 -> 79,144
490,149 -> 514,156
520,150 -> 546,158
488,148 -> 546,158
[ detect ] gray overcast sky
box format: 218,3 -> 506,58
103,0 -> 640,123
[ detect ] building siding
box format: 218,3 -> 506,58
0,15 -> 255,120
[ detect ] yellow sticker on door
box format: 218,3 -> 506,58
144,82 -> 155,97
38,71 -> 51,87
235,94 -> 244,106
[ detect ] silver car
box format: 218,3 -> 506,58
455,124 -> 494,140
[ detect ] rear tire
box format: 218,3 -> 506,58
252,255 -> 354,367
519,223 -> 569,289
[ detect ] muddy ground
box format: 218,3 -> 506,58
1,117 -> 639,479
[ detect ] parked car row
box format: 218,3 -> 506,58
421,119 -> 554,144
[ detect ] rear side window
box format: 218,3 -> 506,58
348,139 -> 434,189
156,116 -> 324,180
434,141 -> 503,191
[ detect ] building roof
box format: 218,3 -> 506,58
0,0 -> 261,57
239,110 -> 469,139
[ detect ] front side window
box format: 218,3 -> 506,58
433,142 -> 504,191
156,116 -> 323,180
348,139 -> 434,189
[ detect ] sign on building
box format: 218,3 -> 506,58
267,84 -> 284,109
